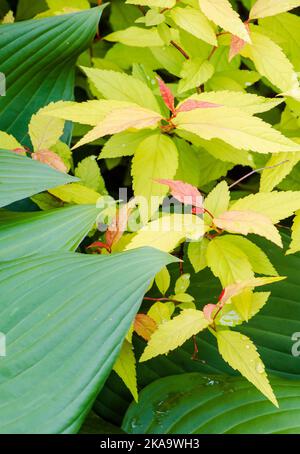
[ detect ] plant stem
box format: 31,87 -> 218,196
170,40 -> 190,60
228,160 -> 290,189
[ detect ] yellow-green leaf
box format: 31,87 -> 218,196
188,238 -> 209,273
113,340 -> 138,402
73,106 -> 162,150
241,30 -> 300,100
75,156 -> 105,193
206,236 -> 254,286
217,330 -> 278,406
217,292 -> 271,326
250,0 -> 300,19
126,0 -> 176,6
214,210 -> 282,247
260,151 -> 300,192
287,210 -> 300,254
48,183 -> 101,205
155,266 -> 171,295
125,214 -> 204,253
0,131 -> 22,150
178,59 -> 214,94
147,302 -> 174,325
175,273 -> 190,294
230,191 -> 300,223
140,309 -> 209,361
174,106 -> 300,153
199,0 -> 251,42
204,180 -> 230,224
132,134 -> 178,220
105,27 -> 164,48
169,6 -> 217,46
29,111 -> 64,151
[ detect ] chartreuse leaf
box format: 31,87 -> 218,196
260,152 -> 300,192
0,205 -> 99,260
175,273 -> 190,294
174,107 -> 300,153
75,156 -> 106,193
132,134 -> 178,220
29,111 -> 64,151
181,91 -> 283,115
287,210 -> 300,254
194,138 -> 254,167
126,0 -> 176,7
48,183 -> 101,204
0,7 -> 105,143
113,340 -> 138,402
250,0 -> 300,19
0,132 -> 22,150
230,191 -> 300,223
105,27 -> 164,48
214,210 -> 282,247
0,247 -> 176,433
140,309 -> 209,362
207,236 -> 254,286
217,330 -> 278,406
169,6 -> 217,46
80,68 -> 161,113
178,59 -> 214,94
199,0 -> 251,42
241,30 -> 300,100
188,237 -> 209,273
126,214 -> 204,253
155,266 -> 171,295
220,235 -> 278,276
0,150 -> 77,208
100,130 -> 154,159
147,302 -> 174,325
123,374 -> 300,434
217,292 -> 271,327
204,180 -> 230,224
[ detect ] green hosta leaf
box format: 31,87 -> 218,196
0,7 -> 105,143
242,29 -> 300,100
180,91 -> 283,114
105,27 -> 164,48
188,238 -> 209,273
99,130 -> 154,159
169,6 -> 217,46
123,374 -> 300,434
75,156 -> 106,193
0,132 -> 22,150
132,134 -> 178,220
230,191 -> 300,223
155,266 -> 171,295
220,235 -> 278,276
260,152 -> 300,192
204,180 -> 230,224
140,309 -> 209,362
0,205 -> 99,260
178,59 -> 214,94
199,0 -> 251,42
80,68 -> 161,113
217,330 -> 277,406
250,0 -> 300,19
207,236 -> 254,286
287,210 -> 300,254
113,340 -> 138,402
0,150 -> 77,208
0,247 -> 175,433
174,107 -> 300,153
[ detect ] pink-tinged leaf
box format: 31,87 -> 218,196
157,77 -> 175,114
156,179 -> 203,209
203,303 -> 217,322
134,314 -> 157,341
192,207 -> 204,215
105,204 -> 133,249
214,210 -> 283,247
229,23 -> 250,62
176,99 -> 221,113
86,241 -> 111,253
32,150 -> 67,173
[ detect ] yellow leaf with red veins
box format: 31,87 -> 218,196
214,210 -> 282,247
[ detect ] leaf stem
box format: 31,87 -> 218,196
228,160 -> 290,189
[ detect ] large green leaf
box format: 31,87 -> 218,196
0,151 -> 77,208
96,232 -> 300,424
0,247 -> 176,434
123,373 -> 300,434
0,204 -> 100,260
0,6 -> 105,144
